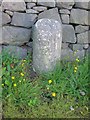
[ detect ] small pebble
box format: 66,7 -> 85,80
80,90 -> 85,96
70,106 -> 74,111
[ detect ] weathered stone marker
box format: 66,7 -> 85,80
32,18 -> 62,73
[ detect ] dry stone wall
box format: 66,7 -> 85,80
0,0 -> 90,60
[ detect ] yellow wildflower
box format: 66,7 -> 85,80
23,79 -> 26,81
47,87 -> 49,90
48,80 -> 52,84
2,84 -> 4,87
11,76 -> 15,80
74,70 -> 77,73
52,92 -> 56,97
20,73 -> 24,76
74,67 -> 78,70
74,51 -> 77,54
13,83 -> 17,87
22,63 -> 24,67
23,59 -> 26,62
76,58 -> 80,62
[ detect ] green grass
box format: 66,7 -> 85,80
0,50 -> 90,118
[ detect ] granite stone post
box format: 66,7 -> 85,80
32,18 -> 62,73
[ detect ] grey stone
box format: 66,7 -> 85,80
61,48 -> 85,61
26,3 -> 36,9
33,6 -> 47,12
38,8 -> 61,23
75,25 -> 89,33
24,0 -> 36,2
70,9 -> 89,25
56,0 -> 75,9
2,12 -> 11,25
62,24 -> 76,43
69,44 -> 84,51
26,42 -> 33,54
77,31 -> 90,44
61,43 -> 69,49
2,0 -> 26,11
61,14 -> 69,24
26,9 -> 39,14
3,45 -> 27,59
11,12 -> 37,28
74,50 -> 85,59
80,90 -> 85,96
2,26 -> 31,45
61,48 -> 74,61
59,9 -> 70,14
37,0 -> 55,7
75,2 -> 90,10
83,44 -> 89,49
5,10 -> 13,16
70,106 -> 74,111
26,41 -> 33,47
32,19 -> 62,73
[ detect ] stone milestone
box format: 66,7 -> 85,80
32,19 -> 62,73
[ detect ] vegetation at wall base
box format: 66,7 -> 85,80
0,50 -> 90,118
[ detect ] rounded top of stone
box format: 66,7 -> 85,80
35,18 -> 62,32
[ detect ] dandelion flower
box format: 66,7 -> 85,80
13,83 -> 17,87
48,80 -> 52,84
22,63 -> 24,67
47,87 -> 49,90
23,59 -> 26,62
2,84 -> 4,86
23,79 -> 25,81
76,58 -> 80,62
74,70 -> 77,73
20,73 -> 24,76
11,76 -> 15,80
52,92 -> 56,97
74,67 -> 78,70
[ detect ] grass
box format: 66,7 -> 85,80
0,49 -> 90,118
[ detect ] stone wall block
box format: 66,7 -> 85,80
2,12 -> 11,25
3,45 -> 27,59
70,9 -> 89,25
62,24 -> 76,43
37,0 -> 55,7
2,0 -> 26,11
75,2 -> 90,10
33,6 -> 47,12
11,12 -> 37,28
61,14 -> 69,24
56,0 -> 75,9
77,31 -> 90,44
75,25 -> 89,34
2,26 -> 31,45
26,3 -> 36,9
